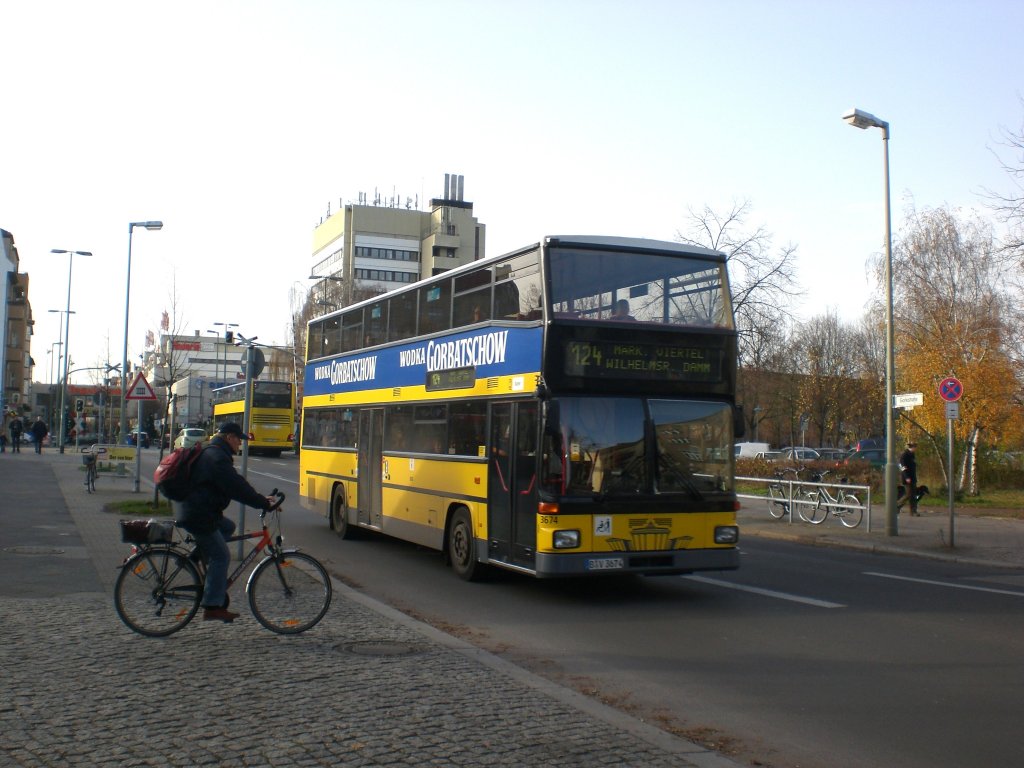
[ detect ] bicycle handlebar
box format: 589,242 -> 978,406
267,489 -> 285,512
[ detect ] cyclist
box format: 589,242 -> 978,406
175,422 -> 276,623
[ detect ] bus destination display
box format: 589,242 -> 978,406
426,366 -> 476,391
564,340 -> 721,382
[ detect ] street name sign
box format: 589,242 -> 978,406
893,392 -> 923,409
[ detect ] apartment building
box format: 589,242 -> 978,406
309,173 -> 487,308
1,229 -> 35,420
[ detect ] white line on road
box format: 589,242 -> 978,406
864,571 -> 1024,597
683,575 -> 846,608
249,469 -> 299,486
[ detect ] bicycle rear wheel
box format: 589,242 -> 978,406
247,551 -> 332,634
766,485 -> 789,519
114,548 -> 202,637
837,493 -> 863,528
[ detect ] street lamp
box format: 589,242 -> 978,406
309,273 -> 344,310
843,107 -> 897,536
120,220 -> 163,445
50,250 -> 92,454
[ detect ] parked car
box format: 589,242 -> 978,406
842,448 -> 886,467
174,428 -> 208,449
125,431 -> 151,448
755,450 -> 781,461
777,447 -> 821,462
851,437 -> 883,452
815,448 -> 848,462
64,432 -> 100,446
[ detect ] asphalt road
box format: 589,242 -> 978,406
191,453 -> 1024,767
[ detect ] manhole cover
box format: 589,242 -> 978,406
2,546 -> 66,555
343,641 -> 422,657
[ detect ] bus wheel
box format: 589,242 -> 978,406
448,508 -> 483,581
330,489 -> 353,539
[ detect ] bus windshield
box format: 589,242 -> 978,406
547,245 -> 733,328
542,397 -> 734,497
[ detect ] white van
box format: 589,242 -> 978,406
734,441 -> 770,458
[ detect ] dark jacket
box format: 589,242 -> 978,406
31,420 -> 49,440
175,436 -> 269,533
899,448 -> 917,485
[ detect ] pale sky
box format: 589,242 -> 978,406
2,0 -> 1021,384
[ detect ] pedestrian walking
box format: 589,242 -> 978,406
9,416 -> 24,453
897,442 -> 919,516
30,417 -> 49,454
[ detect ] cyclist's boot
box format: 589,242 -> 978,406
203,607 -> 239,622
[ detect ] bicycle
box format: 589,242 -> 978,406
798,470 -> 863,528
114,491 -> 332,637
82,446 -> 106,494
766,466 -> 804,519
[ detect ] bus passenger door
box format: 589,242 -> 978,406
488,402 -> 538,567
358,408 -> 384,529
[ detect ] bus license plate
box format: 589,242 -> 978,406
587,557 -> 624,571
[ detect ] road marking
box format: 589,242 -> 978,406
249,469 -> 299,486
683,575 -> 845,608
865,571 -> 1024,598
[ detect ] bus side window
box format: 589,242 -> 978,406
308,320 -> 324,361
366,303 -> 387,346
493,281 -> 520,320
418,279 -> 452,335
322,316 -> 341,357
450,402 -> 486,456
342,309 -> 363,353
388,292 -> 417,342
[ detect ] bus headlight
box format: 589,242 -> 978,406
714,525 -> 739,544
553,530 -> 580,549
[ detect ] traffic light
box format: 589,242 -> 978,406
75,398 -> 84,412
225,330 -> 234,344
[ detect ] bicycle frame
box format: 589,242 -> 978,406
223,526 -> 275,590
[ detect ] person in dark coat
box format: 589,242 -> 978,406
897,442 -> 919,516
175,422 -> 274,622
30,417 -> 49,454
9,416 -> 24,453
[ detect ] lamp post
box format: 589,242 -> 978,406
120,221 -> 163,445
843,107 -> 897,536
50,251 -> 91,454
309,273 -> 344,311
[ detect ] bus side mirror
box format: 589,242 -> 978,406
733,405 -> 746,440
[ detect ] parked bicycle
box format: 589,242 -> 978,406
766,466 -> 805,519
114,490 -> 332,637
799,470 -> 863,528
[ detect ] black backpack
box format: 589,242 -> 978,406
153,443 -> 204,501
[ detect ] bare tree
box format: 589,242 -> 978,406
983,98 -> 1024,258
677,200 -> 801,368
792,311 -> 864,447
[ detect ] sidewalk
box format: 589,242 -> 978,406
0,449 -> 741,768
738,497 -> 1024,569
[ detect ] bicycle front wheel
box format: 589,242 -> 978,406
799,492 -> 828,524
247,551 -> 332,634
837,493 -> 863,528
114,548 -> 202,637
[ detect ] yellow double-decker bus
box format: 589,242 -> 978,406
299,235 -> 741,580
211,380 -> 295,457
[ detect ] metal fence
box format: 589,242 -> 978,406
737,474 -> 874,532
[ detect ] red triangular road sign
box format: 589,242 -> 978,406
125,372 -> 158,401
